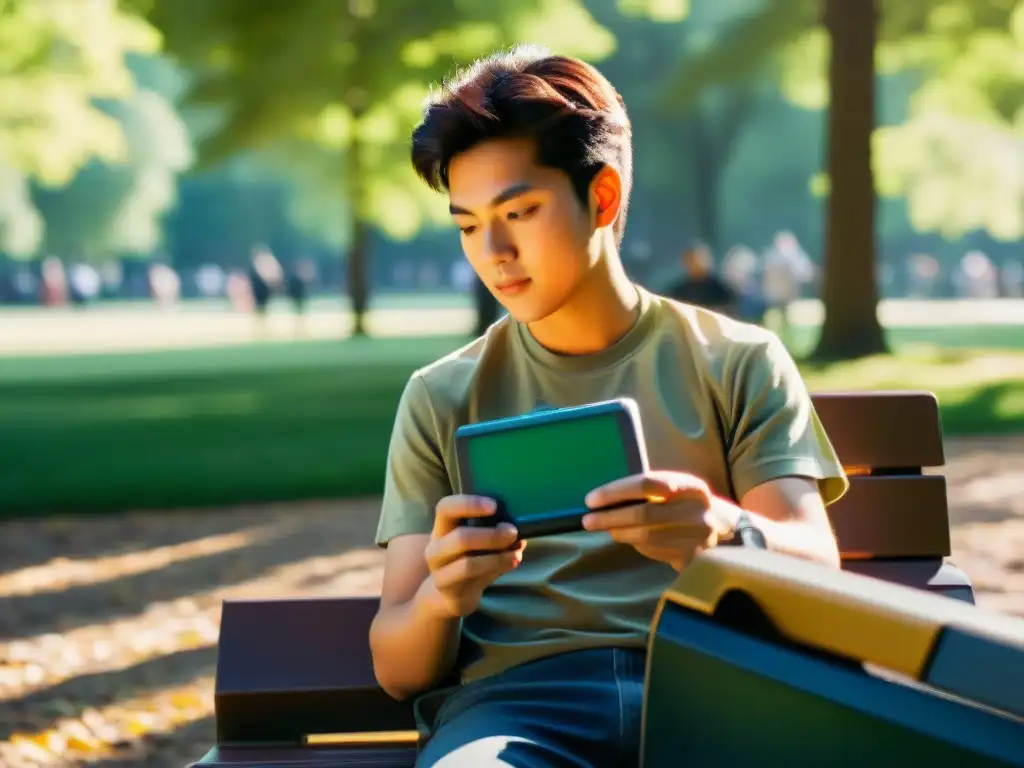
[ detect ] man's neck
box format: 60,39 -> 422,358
526,255 -> 640,356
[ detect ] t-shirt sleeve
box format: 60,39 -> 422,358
725,335 -> 849,506
375,373 -> 453,547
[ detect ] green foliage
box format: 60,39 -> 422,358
873,0 -> 1024,240
0,166 -> 43,257
31,54 -> 193,261
0,2 -> 191,260
661,0 -> 818,110
0,0 -> 161,186
618,0 -> 689,23
665,0 -> 1024,242
147,0 -> 633,247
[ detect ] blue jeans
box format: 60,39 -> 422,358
414,647 -> 646,767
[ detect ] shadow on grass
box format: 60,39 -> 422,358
935,382 -> 1024,437
0,361 -> 417,516
0,509 -> 277,580
71,715 -> 216,767
0,518 -> 378,642
947,504 -> 1023,527
0,647 -> 216,741
2,338 -> 1022,517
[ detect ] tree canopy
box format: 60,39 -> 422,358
665,0 -> 1024,242
145,0 -> 682,330
0,0 -> 184,259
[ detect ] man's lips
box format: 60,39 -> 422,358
494,277 -> 531,296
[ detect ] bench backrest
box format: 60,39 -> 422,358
210,391 -> 961,746
812,391 -> 950,560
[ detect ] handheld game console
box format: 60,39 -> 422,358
454,398 -> 649,539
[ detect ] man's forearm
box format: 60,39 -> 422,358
748,511 -> 841,567
715,497 -> 841,568
369,580 -> 462,700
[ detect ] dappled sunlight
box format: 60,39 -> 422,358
940,436 -> 1024,617
2,674 -> 214,767
951,471 -> 1024,518
951,519 -> 1024,614
0,527 -> 272,598
0,303 -> 474,357
0,499 -> 384,765
801,349 -> 1024,391
0,545 -> 383,765
0,439 -> 1021,764
3,0 -> 1023,763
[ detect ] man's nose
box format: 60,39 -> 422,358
484,221 -> 516,263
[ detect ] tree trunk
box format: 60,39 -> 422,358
687,113 -> 720,255
346,111 -> 370,338
813,0 -> 888,360
685,90 -> 756,258
346,215 -> 369,337
473,276 -> 500,337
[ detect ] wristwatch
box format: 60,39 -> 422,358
730,509 -> 768,550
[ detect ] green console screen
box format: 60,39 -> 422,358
466,414 -> 630,521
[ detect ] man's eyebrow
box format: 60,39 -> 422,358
449,183 -> 535,216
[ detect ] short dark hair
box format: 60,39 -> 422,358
411,46 -> 633,242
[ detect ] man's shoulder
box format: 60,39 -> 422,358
410,315 -> 515,414
651,291 -> 780,355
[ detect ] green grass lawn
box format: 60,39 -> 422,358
1,329 -> 1022,516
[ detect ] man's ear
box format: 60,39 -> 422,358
589,165 -> 622,230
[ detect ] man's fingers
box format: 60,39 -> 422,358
585,471 -> 706,510
582,502 -> 648,530
433,494 -> 498,536
431,549 -> 521,591
427,523 -> 519,568
582,498 -> 708,532
605,523 -> 705,546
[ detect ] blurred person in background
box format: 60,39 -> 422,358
953,251 -> 999,299
195,263 -> 227,299
99,261 -> 124,299
762,230 -> 815,336
40,257 -> 68,307
1000,259 -> 1023,298
227,269 -> 254,312
664,243 -> 736,315
68,263 -> 102,307
722,244 -> 766,324
286,257 -> 318,334
10,263 -> 39,305
907,253 -> 940,298
148,263 -> 181,307
248,245 -> 284,320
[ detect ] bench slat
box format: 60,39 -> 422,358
811,392 -> 945,468
830,476 -> 951,558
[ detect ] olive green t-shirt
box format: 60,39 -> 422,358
375,286 -> 848,684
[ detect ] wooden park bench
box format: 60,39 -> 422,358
187,391 -> 1022,768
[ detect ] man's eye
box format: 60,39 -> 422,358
460,225 -> 477,235
508,204 -> 540,221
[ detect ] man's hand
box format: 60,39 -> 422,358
581,471 -> 739,571
419,495 -> 526,620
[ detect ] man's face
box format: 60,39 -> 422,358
447,137 -> 596,323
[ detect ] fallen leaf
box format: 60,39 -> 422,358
176,630 -> 207,650
168,691 -> 204,710
11,729 -> 65,753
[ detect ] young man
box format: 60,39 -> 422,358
370,47 -> 848,768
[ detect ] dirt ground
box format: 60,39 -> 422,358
1,435 -> 1022,767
